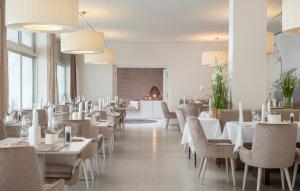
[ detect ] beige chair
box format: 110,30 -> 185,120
55,105 -> 70,113
271,108 -> 300,121
239,123 -> 297,191
182,103 -> 200,117
218,109 -> 256,130
187,116 -> 237,185
21,109 -> 48,126
0,146 -> 64,191
175,108 -> 186,133
56,120 -> 97,188
0,121 -> 7,140
292,148 -> 300,189
161,102 -> 177,128
45,156 -> 83,191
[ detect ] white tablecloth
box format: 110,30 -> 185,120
222,122 -> 300,152
181,116 -> 222,152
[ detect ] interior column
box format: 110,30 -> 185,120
228,0 -> 268,109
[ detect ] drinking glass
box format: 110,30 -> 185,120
20,115 -> 31,141
52,117 -> 64,138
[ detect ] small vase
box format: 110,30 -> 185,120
283,96 -> 293,108
212,108 -> 219,118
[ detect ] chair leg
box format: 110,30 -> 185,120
197,157 -> 204,178
194,152 -> 197,167
242,164 -> 248,191
284,168 -> 293,191
102,142 -> 106,159
280,168 -> 285,190
292,163 -> 299,189
87,159 -> 94,180
82,160 -> 89,189
257,168 -> 262,191
166,118 -> 170,128
95,154 -> 100,175
200,158 -> 208,184
225,158 -> 229,182
230,158 -> 236,186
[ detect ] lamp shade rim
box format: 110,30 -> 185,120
6,23 -> 78,33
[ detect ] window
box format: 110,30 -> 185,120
57,64 -> 66,104
8,51 -> 34,109
21,31 -> 34,47
7,29 -> 36,110
7,28 -> 19,43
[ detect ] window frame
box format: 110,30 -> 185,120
7,29 -> 36,110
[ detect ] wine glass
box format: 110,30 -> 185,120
20,115 -> 31,141
52,117 -> 64,139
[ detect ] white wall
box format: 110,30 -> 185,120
77,42 -> 224,110
268,34 -> 300,105
77,55 -> 114,100
268,34 -> 300,86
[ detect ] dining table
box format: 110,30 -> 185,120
0,137 -> 92,183
221,121 -> 300,152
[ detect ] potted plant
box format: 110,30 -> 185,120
280,70 -> 298,108
211,58 -> 228,117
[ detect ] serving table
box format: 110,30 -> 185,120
0,137 -> 92,183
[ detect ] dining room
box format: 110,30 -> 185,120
2,0 -> 300,191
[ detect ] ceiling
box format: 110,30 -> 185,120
79,0 -> 282,42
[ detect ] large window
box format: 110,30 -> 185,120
57,64 -> 66,103
7,29 -> 35,110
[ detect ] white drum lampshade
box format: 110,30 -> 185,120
60,29 -> 105,54
5,0 -> 79,32
202,51 -> 228,66
267,32 -> 274,54
85,48 -> 116,64
282,0 -> 300,34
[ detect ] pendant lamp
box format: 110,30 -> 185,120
85,48 -> 116,64
5,0 -> 79,32
60,29 -> 105,54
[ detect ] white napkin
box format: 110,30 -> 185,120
208,98 -> 213,116
98,98 -> 102,110
199,112 -> 210,119
261,104 -> 266,122
78,102 -> 83,119
47,106 -> 54,128
238,102 -> 244,124
29,108 -> 40,146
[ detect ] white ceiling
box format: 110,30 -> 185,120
79,0 -> 282,42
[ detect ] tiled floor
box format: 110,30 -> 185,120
76,121 -> 300,191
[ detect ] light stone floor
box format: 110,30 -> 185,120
76,121 -> 300,191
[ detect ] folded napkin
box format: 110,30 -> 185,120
238,102 -> 244,124
199,112 -> 210,119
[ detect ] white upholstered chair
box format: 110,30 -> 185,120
239,123 -> 297,191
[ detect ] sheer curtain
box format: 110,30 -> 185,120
0,0 -> 8,139
48,34 -> 58,104
70,55 -> 77,100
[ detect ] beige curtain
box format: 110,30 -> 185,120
0,0 -> 8,139
70,55 -> 77,100
48,34 -> 58,104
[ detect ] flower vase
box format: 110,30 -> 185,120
283,96 -> 293,108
